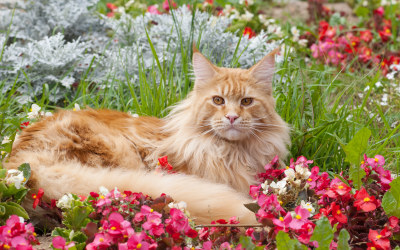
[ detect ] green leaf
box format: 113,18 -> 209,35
0,201 -> 29,219
343,127 -> 371,166
13,189 -> 28,203
239,236 -> 256,250
348,164 -> 366,190
276,231 -> 307,250
382,177 -> 400,218
344,127 -> 370,189
0,205 -> 5,215
51,227 -> 71,238
18,163 -> 31,181
310,216 -> 334,250
0,169 -> 7,179
337,229 -> 350,250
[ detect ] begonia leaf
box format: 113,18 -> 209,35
18,163 -> 31,180
0,204 -> 5,215
310,216 -> 334,250
337,229 -> 350,250
1,201 -> 29,219
0,169 -> 7,179
276,231 -> 307,250
382,177 -> 400,218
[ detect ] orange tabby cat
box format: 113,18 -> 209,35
4,48 -> 290,225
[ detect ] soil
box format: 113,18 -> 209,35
37,236 -> 53,250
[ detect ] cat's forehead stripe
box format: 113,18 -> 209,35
217,73 -> 247,96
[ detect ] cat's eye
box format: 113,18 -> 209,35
241,98 -> 253,106
213,96 -> 225,105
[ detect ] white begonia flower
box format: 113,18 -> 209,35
386,71 -> 396,80
5,169 -> 25,189
275,26 -> 284,38
364,86 -> 370,91
230,9 -> 240,19
241,10 -> 254,21
261,180 -> 269,194
224,4 -> 234,14
390,64 -> 400,71
27,104 -> 41,119
295,164 -> 311,179
57,193 -> 74,209
298,39 -> 308,47
2,136 -> 11,144
291,26 -> 300,40
18,217 -> 24,223
300,200 -> 315,214
125,0 -> 135,7
168,201 -> 187,211
375,81 -> 383,88
270,179 -> 287,195
99,186 -> 109,196
73,103 -> 81,111
247,0 -> 254,5
284,168 -> 296,181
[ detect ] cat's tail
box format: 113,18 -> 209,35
4,154 -> 257,225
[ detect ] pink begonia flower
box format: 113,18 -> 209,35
249,185 -> 260,199
147,5 -> 161,15
52,236 -> 76,250
119,232 -> 150,250
167,208 -> 190,233
86,233 -> 112,250
96,194 -> 112,207
142,212 -> 165,237
325,178 -> 351,199
162,0 -> 177,11
257,194 -> 284,212
220,242 -> 232,249
367,155 -> 385,168
290,156 -> 314,168
272,212 -> 292,232
297,222 -> 316,245
289,206 -> 311,230
202,241 -> 213,250
307,166 -> 320,189
106,212 -> 134,240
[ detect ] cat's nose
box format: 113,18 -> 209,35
225,114 -> 239,124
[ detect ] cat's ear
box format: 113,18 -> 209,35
249,47 -> 280,90
192,48 -> 217,83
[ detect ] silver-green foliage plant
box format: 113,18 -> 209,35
0,1 -> 280,103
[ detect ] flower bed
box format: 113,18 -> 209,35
1,151 -> 400,249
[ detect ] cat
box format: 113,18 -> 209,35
3,47 -> 290,225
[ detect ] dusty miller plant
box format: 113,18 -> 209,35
0,1 -> 281,104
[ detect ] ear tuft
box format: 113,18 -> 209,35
249,48 -> 279,89
192,51 -> 217,82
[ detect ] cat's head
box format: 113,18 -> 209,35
190,48 -> 282,141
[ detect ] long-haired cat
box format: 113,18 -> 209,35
4,48 -> 290,225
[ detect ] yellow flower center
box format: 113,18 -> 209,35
7,230 -> 11,234
4,245 -> 10,249
279,200 -> 283,205
33,232 -> 37,236
366,51 -> 371,56
371,247 -> 376,250
100,195 -> 105,199
374,158 -> 379,162
296,214 -> 301,220
338,185 -> 344,189
308,178 -> 312,182
33,195 -> 37,199
150,209 -> 154,213
308,208 -> 312,212
286,166 -> 289,169
99,238 -> 104,242
364,197 -> 370,202
23,178 -> 26,182
385,29 -> 391,34
73,108 -> 77,111
376,234 -> 382,239
279,217 -> 284,221
30,108 -> 32,112
361,161 -> 365,164
137,243 -> 142,249
111,227 -> 116,230
352,42 -> 356,46
336,210 -> 341,215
